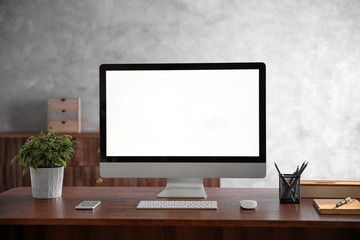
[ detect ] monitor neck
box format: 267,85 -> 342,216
156,178 -> 207,199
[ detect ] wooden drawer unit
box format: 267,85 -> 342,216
47,98 -> 81,133
0,133 -> 219,192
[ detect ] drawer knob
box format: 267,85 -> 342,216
96,178 -> 103,184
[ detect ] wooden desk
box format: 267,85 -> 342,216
1,187 -> 360,240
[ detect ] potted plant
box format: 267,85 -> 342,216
11,129 -> 78,199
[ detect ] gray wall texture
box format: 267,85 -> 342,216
1,0 -> 360,187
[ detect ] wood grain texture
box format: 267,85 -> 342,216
1,187 -> 360,227
0,136 -> 31,192
301,180 -> 360,186
0,134 -> 219,192
1,187 -> 360,240
1,225 -> 359,240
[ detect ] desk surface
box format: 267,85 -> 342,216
0,187 -> 359,228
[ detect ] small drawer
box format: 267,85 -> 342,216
48,98 -> 81,133
48,110 -> 79,121
48,120 -> 80,133
48,98 -> 80,111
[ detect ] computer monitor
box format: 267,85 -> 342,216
99,62 -> 266,198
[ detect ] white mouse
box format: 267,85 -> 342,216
240,200 -> 257,210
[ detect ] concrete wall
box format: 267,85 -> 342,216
1,0 -> 360,187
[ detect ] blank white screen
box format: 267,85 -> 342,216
106,69 -> 259,156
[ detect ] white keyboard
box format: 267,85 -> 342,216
136,200 -> 218,210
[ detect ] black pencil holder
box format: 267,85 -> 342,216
279,174 -> 300,203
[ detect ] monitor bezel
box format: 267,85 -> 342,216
100,62 -> 266,164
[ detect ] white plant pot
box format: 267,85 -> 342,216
30,166 -> 64,199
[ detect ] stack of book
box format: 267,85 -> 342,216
301,181 -> 360,198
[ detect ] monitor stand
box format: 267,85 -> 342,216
156,178 -> 207,198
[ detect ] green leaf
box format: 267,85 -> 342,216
10,129 -> 78,176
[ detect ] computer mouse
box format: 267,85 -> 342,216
240,200 -> 257,210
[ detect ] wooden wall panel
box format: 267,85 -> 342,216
0,133 -> 219,192
0,136 -> 31,192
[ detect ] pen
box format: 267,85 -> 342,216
286,162 -> 308,196
335,197 -> 351,208
274,162 -> 291,187
274,162 -> 282,176
274,162 -> 296,201
294,165 -> 299,175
